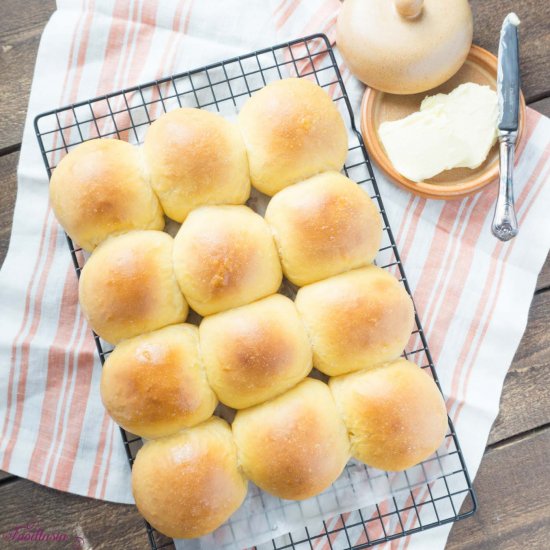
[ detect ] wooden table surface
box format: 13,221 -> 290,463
0,1 -> 549,548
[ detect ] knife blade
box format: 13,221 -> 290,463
492,12 -> 520,242
497,13 -> 521,132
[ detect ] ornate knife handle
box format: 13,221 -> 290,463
492,131 -> 519,241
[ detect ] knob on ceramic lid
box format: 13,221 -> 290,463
336,0 -> 473,94
394,0 -> 423,18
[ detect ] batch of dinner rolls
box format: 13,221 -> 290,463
50,77 -> 448,540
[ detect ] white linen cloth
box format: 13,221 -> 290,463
1,1 -> 549,548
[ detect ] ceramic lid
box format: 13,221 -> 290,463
337,0 -> 473,94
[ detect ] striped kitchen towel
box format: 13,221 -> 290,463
0,1 -> 549,549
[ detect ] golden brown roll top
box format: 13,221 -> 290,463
79,230 -> 188,344
329,359 -> 448,471
199,294 -> 312,409
265,171 -> 382,286
295,266 -> 414,376
100,324 -> 217,439
172,205 -> 282,316
143,108 -> 250,222
132,417 -> 248,539
49,138 -> 164,252
232,378 -> 350,500
238,78 -> 349,196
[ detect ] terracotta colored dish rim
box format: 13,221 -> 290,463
360,45 -> 526,200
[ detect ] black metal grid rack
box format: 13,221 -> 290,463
34,33 -> 476,550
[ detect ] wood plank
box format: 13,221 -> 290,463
447,428 -> 550,549
530,96 -> 550,118
471,0 -> 550,103
0,470 -> 14,482
0,151 -> 18,269
528,97 -> 550,295
487,290 -> 550,445
524,97 -> 550,291
536,253 -> 550,292
0,0 -> 56,150
0,477 -> 149,549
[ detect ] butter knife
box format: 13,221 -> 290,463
491,13 -> 521,241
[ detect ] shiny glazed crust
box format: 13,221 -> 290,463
49,138 -> 164,251
143,108 -> 250,222
232,378 -> 350,500
199,294 -> 312,409
172,205 -> 282,316
265,171 -> 382,286
329,359 -> 448,470
295,266 -> 414,375
78,230 -> 188,344
100,324 -> 217,439
238,78 -> 348,195
132,417 -> 248,538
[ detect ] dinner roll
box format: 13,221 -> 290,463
238,78 -> 348,195
232,378 -> 350,500
265,171 -> 382,286
132,417 -> 247,538
49,138 -> 164,252
295,266 -> 414,376
329,359 -> 448,471
200,294 -> 312,409
79,230 -> 188,344
173,205 -> 282,316
100,324 -> 217,439
143,108 -> 250,222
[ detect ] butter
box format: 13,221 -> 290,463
378,83 -> 498,182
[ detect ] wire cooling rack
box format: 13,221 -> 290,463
35,34 -> 476,550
